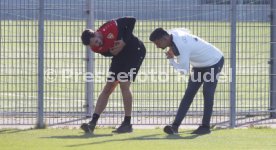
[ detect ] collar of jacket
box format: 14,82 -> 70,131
170,35 -> 180,56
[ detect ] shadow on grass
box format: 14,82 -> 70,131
42,133 -> 113,139
0,128 -> 34,134
66,132 -> 206,147
41,127 -> 225,147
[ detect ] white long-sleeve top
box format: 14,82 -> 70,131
168,29 -> 223,74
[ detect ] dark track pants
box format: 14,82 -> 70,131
172,57 -> 224,127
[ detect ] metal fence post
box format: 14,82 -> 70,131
230,0 -> 237,128
270,0 -> 276,118
85,0 -> 95,117
37,0 -> 45,128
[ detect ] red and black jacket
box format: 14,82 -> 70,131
90,17 -> 136,57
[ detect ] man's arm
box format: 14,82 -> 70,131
169,58 -> 189,75
116,17 -> 136,43
166,48 -> 188,74
100,51 -> 113,57
168,35 -> 191,74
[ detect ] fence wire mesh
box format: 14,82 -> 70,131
0,0 -> 275,127
0,0 -> 39,125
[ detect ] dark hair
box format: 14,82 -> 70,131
81,29 -> 95,45
149,28 -> 169,41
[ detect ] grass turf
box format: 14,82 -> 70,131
0,128 -> 276,150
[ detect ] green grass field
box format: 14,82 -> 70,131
1,128 -> 276,150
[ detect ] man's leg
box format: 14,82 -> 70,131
201,58 -> 224,128
164,70 -> 203,134
94,81 -> 119,115
172,76 -> 203,127
202,80 -> 218,128
192,57 -> 224,134
190,74 -> 218,135
112,81 -> 133,133
120,81 -> 132,117
81,81 -> 118,133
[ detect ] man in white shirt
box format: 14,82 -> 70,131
149,28 -> 224,135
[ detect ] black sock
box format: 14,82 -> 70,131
89,113 -> 100,124
123,116 -> 131,125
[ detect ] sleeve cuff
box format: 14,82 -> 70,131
168,59 -> 188,74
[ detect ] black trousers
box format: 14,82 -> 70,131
173,57 -> 224,127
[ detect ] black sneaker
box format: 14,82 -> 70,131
163,125 -> 179,135
80,122 -> 96,134
191,125 -> 211,135
112,123 -> 133,133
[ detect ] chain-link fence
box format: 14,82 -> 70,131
0,0 -> 275,128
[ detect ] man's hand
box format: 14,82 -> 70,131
165,48 -> 174,59
110,40 -> 126,56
